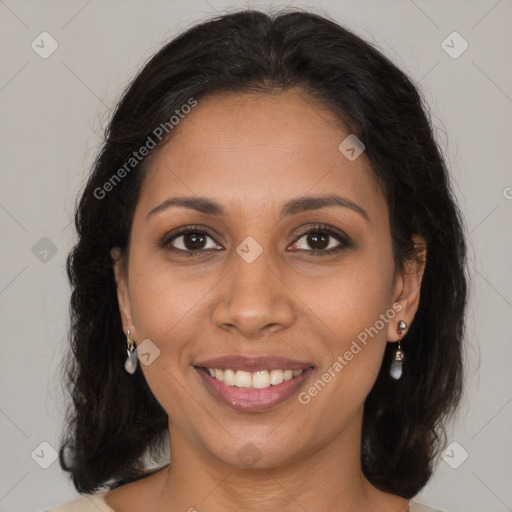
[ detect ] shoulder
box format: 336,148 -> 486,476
44,463 -> 170,512
44,490 -> 113,512
409,499 -> 446,512
45,487 -> 444,512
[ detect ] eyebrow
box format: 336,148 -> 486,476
147,194 -> 369,222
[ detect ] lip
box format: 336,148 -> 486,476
195,366 -> 315,412
194,355 -> 315,372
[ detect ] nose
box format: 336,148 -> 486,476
212,248 -> 296,339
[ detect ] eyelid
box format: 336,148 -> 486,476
159,224 -> 222,251
290,223 -> 352,253
293,223 -> 351,244
160,223 -> 352,254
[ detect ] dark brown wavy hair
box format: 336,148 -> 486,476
59,8 -> 468,499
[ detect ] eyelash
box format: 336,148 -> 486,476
160,224 -> 351,257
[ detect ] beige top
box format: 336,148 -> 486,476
45,491 -> 445,511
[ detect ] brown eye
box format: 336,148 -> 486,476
178,232 -> 208,251
290,224 -> 351,255
162,227 -> 222,254
304,232 -> 331,251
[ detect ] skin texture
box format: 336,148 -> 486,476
108,89 -> 426,512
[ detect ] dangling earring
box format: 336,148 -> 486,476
124,329 -> 138,374
390,320 -> 407,380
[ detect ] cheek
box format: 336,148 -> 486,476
296,253 -> 394,391
298,253 -> 394,339
126,257 -> 200,409
126,251 -> 225,384
127,252 -> 203,335
298,273 -> 392,420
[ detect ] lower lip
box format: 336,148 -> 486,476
195,367 -> 314,412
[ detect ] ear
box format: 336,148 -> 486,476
111,247 -> 136,338
386,235 -> 427,342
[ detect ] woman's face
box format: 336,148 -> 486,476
112,89 -> 423,469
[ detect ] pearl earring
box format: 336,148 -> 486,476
124,329 -> 138,374
390,320 -> 407,380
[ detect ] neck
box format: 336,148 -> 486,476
151,416 -> 408,512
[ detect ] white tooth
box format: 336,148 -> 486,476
235,370 -> 252,388
252,370 -> 270,389
208,367 -> 303,387
223,369 -> 236,386
270,369 -> 284,385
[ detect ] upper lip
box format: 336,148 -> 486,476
194,355 -> 315,372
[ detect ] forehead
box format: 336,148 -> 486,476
136,90 -> 385,222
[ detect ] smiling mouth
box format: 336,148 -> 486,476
194,364 -> 315,412
198,367 -> 309,389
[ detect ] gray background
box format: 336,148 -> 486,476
0,1 -> 511,511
